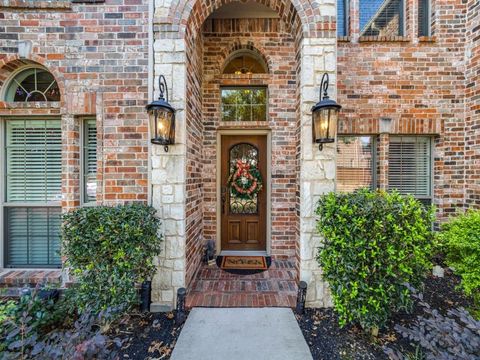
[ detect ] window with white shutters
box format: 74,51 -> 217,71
82,118 -> 97,204
6,120 -> 62,202
388,136 -> 432,205
3,119 -> 62,267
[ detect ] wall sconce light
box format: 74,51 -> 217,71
311,73 -> 342,151
146,75 -> 176,152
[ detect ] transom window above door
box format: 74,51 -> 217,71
221,87 -> 267,122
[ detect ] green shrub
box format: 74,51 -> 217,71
62,204 -> 162,314
316,189 -> 434,331
437,210 -> 480,312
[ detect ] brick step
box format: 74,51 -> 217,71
186,291 -> 297,308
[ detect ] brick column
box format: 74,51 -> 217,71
61,114 -> 81,211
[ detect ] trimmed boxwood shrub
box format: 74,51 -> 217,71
437,210 -> 480,315
316,189 -> 434,331
62,204 -> 162,313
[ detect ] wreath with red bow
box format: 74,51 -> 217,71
227,159 -> 263,199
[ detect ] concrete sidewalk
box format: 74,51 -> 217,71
170,308 -> 313,360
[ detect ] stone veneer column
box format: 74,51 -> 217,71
299,37 -> 337,308
150,33 -> 188,310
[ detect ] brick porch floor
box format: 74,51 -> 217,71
186,259 -> 298,308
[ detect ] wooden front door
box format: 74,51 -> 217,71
221,135 -> 267,251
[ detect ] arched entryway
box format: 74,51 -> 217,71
150,0 -> 338,309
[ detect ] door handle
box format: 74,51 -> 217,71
221,187 -> 227,214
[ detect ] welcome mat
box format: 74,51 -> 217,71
216,256 -> 271,275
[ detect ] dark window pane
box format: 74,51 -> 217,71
418,0 -> 430,36
360,0 -> 404,36
337,0 -> 348,36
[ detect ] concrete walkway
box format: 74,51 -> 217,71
171,308 -> 313,360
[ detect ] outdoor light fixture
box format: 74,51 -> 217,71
146,75 -> 176,152
311,73 -> 342,151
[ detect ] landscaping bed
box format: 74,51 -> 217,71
118,311 -> 187,360
297,269 -> 474,360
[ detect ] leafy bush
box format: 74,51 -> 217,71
62,204 -> 162,314
316,189 -> 434,331
437,210 -> 480,313
385,286 -> 480,360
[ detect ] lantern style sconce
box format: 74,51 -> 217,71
146,75 -> 176,152
311,73 -> 342,151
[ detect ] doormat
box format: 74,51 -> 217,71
216,256 -> 271,275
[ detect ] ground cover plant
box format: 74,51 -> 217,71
316,189 -> 434,332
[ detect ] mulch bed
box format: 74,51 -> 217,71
118,311 -> 188,360
297,269 -> 474,360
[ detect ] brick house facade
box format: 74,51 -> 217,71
0,0 -> 479,309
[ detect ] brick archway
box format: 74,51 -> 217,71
169,0 -> 321,37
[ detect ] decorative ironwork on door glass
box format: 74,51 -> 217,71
229,143 -> 259,214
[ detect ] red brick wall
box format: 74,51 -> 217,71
0,0 -> 149,210
465,0 -> 480,208
338,0 -> 467,220
185,30 -> 204,287
200,18 -> 299,259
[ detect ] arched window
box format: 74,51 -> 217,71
4,67 -> 60,102
223,50 -> 268,75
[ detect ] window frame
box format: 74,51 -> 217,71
388,135 -> 434,205
80,117 -> 98,206
220,86 -> 269,123
336,135 -> 378,192
0,117 -> 62,269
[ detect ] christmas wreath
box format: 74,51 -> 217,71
227,159 -> 263,199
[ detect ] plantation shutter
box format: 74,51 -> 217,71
6,119 -> 62,202
6,207 -> 62,267
388,136 -> 432,204
4,119 -> 62,267
83,119 -> 97,203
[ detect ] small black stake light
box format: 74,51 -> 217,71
311,73 -> 342,151
147,75 -> 176,152
296,281 -> 308,315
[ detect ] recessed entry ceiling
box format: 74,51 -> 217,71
209,1 -> 279,19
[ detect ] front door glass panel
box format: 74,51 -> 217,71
229,143 -> 259,214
